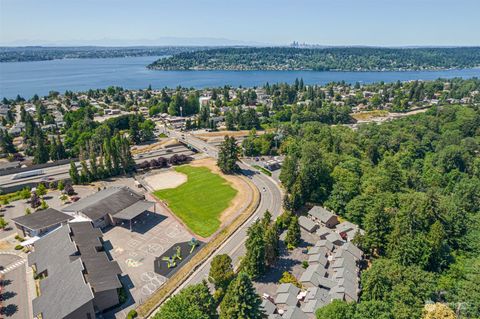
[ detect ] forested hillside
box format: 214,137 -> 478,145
149,47 -> 480,71
278,105 -> 480,319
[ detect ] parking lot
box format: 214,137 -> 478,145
102,202 -> 192,315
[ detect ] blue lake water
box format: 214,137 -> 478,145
1,56 -> 480,99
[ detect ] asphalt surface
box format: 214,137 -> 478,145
0,145 -> 192,189
164,129 -> 283,300
0,254 -> 29,319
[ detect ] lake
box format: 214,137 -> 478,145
1,56 -> 480,99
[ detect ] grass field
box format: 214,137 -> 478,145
153,165 -> 238,237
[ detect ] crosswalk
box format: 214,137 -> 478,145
0,258 -> 26,275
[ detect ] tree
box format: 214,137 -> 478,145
209,254 -> 235,291
0,217 -> 8,230
69,161 -> 80,184
155,281 -> 217,319
0,130 -> 16,154
285,215 -> 301,248
63,183 -> 75,196
315,300 -> 356,319
57,180 -> 65,191
30,193 -> 41,209
264,223 -> 280,266
39,199 -> 49,210
219,272 -> 263,319
242,221 -> 265,279
279,271 -> 301,288
33,134 -> 49,164
422,303 -> 456,319
36,183 -> 47,196
217,136 -> 239,174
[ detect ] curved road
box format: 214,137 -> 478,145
163,129 -> 283,300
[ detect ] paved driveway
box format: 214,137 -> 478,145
102,207 -> 192,318
0,254 -> 29,319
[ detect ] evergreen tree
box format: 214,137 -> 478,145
285,215 -> 301,248
80,160 -> 90,184
56,135 -> 66,159
264,223 -> 280,267
242,221 -> 265,279
156,281 -> 217,319
219,272 -> 263,319
69,161 -> 80,184
33,134 -> 49,164
0,130 -> 16,154
209,254 -> 235,291
217,135 -> 239,174
49,137 -> 58,161
129,115 -> 141,144
89,152 -> 98,180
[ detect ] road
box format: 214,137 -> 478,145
0,254 -> 29,319
0,145 -> 193,190
161,129 -> 283,304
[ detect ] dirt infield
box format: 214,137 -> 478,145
144,171 -> 187,190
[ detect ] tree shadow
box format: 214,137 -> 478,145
0,304 -> 18,317
0,291 -> 17,301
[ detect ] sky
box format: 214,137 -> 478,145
1,0 -> 479,46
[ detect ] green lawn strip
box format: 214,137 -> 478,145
252,165 -> 272,176
153,165 -> 237,237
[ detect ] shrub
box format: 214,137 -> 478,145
126,309 -> 137,319
302,261 -> 309,269
279,271 -> 301,288
14,244 -> 23,250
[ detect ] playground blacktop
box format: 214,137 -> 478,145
102,202 -> 193,317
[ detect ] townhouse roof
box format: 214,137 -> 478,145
307,206 -> 337,223
282,306 -> 308,319
298,216 -> 317,232
32,259 -> 94,319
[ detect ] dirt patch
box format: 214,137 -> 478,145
144,171 -> 187,190
188,158 -> 252,226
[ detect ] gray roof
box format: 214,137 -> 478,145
307,206 -> 337,223
343,242 -> 363,260
336,221 -> 358,234
318,277 -> 337,289
275,292 -> 298,307
300,264 -> 326,285
261,299 -> 277,315
277,283 -> 300,296
316,226 -> 332,238
32,259 -> 94,319
307,246 -> 328,256
28,226 -> 77,274
302,298 -> 326,314
307,253 -> 328,266
315,239 -> 334,252
30,222 -> 122,318
298,216 -> 317,232
69,222 -> 122,292
12,208 -> 73,231
282,306 -> 308,319
63,186 -> 144,220
305,287 -> 329,301
325,232 -> 344,244
113,200 -> 154,220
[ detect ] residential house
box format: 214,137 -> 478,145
307,207 -> 339,228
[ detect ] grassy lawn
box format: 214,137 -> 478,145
153,165 -> 237,237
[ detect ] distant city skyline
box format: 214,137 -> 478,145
1,0 -> 479,47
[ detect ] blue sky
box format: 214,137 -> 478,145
1,0 -> 479,46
